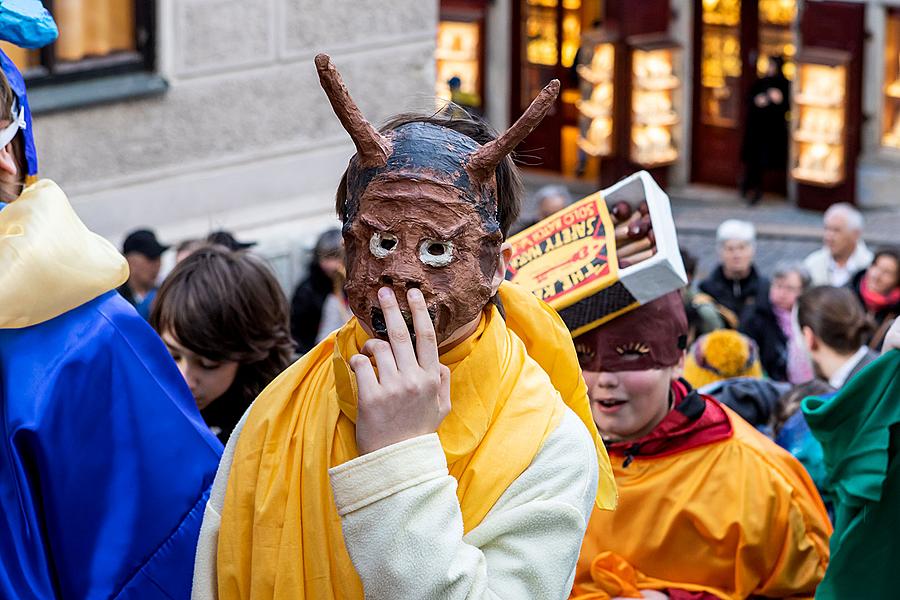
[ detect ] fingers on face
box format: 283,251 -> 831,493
377,287 -> 418,367
348,353 -> 379,388
360,338 -> 398,378
407,287 -> 439,370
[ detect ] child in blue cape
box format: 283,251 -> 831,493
0,10 -> 222,598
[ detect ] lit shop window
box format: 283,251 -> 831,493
630,40 -> 680,167
700,0 -> 741,126
0,2 -> 151,86
561,0 -> 581,68
882,10 -> 900,149
791,49 -> 849,186
436,20 -> 482,110
576,41 -> 614,157
758,0 -> 797,79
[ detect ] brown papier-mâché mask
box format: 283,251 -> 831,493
315,54 -> 559,344
573,291 -> 689,373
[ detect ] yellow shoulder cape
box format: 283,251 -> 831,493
216,282 -> 615,599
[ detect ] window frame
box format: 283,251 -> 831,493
22,0 -> 156,88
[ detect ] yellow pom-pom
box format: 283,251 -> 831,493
702,330 -> 750,376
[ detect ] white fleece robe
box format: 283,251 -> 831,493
192,406 -> 599,600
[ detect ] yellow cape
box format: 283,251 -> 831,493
0,179 -> 127,328
217,282 -> 615,598
571,406 -> 831,600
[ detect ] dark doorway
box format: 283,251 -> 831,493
691,0 -> 796,194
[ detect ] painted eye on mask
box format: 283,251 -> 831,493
615,341 -> 651,361
369,231 -> 398,259
419,240 -> 454,267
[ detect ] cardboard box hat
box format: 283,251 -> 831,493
506,171 -> 687,337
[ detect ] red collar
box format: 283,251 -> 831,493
605,380 -> 733,465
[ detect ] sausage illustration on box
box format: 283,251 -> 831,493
506,171 -> 687,337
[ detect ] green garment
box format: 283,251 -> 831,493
802,350 -> 900,599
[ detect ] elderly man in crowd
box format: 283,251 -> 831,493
803,202 -> 872,287
698,219 -> 770,326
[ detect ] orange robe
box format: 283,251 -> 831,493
572,397 -> 831,600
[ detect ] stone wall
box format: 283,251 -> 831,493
32,0 -> 438,289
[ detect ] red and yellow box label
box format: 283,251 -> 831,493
506,192 -> 618,309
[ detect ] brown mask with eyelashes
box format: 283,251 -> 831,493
573,291 -> 688,372
315,53 -> 559,344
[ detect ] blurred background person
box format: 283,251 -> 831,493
740,55 -> 789,205
447,75 -> 482,116
683,329 -> 764,390
849,246 -> 900,350
797,286 -> 877,389
803,202 -> 872,287
314,258 -> 352,344
118,228 -> 168,320
700,376 -> 790,436
680,246 -> 725,347
175,238 -> 204,263
699,219 -> 769,326
290,228 -> 346,355
207,229 -> 257,251
151,245 -> 294,442
533,184 -> 572,220
512,184 -> 573,233
740,262 -> 813,383
772,379 -> 836,515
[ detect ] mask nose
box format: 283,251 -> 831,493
378,254 -> 428,295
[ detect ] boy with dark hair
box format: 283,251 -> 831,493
194,54 -> 615,599
569,291 -> 832,599
0,15 -> 221,597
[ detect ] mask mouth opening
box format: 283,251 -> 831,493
369,304 -> 439,344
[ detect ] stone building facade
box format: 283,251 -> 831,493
31,0 -> 438,289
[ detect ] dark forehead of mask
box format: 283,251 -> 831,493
343,176 -> 501,343
573,292 -> 688,373
343,122 -> 500,235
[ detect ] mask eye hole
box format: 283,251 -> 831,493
370,232 -> 398,259
419,240 -> 454,267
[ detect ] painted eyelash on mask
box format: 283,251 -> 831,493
575,343 -> 595,359
615,341 -> 651,356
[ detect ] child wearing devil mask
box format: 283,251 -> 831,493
191,55 -> 616,599
569,291 -> 832,600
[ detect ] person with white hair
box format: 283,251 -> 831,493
534,184 -> 573,220
698,219 -> 770,324
803,202 -> 872,287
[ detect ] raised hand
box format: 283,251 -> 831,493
350,287 -> 452,455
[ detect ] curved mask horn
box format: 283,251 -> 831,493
467,79 -> 560,183
315,53 -> 392,168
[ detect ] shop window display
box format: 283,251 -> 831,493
522,0 -> 558,110
631,41 -> 680,167
576,41 -> 614,157
436,20 -> 482,110
700,0 -> 742,126
882,10 -> 900,149
791,49 -> 849,186
758,0 -> 797,80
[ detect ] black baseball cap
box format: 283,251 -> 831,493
122,229 -> 169,259
207,230 -> 257,251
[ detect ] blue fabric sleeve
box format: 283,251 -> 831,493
0,291 -> 222,599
